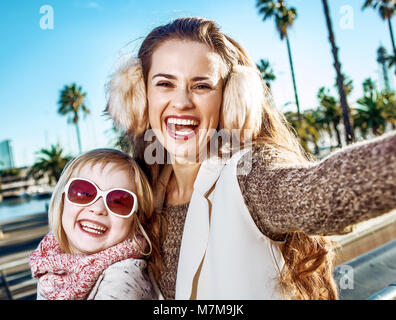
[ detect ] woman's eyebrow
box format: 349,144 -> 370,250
152,73 -> 176,80
151,73 -> 211,81
191,76 -> 211,81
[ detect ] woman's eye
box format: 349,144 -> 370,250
195,84 -> 211,90
157,82 -> 173,87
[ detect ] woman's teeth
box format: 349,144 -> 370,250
174,130 -> 193,136
167,118 -> 199,126
80,221 -> 107,235
166,118 -> 199,137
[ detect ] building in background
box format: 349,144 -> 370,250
0,140 -> 15,170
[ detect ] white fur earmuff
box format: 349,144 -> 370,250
105,58 -> 149,136
221,65 -> 266,138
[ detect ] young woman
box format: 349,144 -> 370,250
106,17 -> 396,300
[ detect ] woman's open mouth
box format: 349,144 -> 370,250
165,116 -> 200,140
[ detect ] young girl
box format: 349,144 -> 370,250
29,148 -> 162,300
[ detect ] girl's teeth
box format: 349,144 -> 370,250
80,222 -> 107,234
82,227 -> 103,234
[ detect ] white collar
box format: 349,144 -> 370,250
175,156 -> 226,299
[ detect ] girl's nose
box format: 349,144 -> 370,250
88,196 -> 108,216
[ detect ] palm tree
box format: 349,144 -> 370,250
256,0 -> 301,123
362,77 -> 377,94
363,0 -> 396,73
379,89 -> 396,129
354,95 -> 386,136
339,73 -> 354,97
321,0 -> 355,144
284,110 -> 323,155
317,87 -> 343,148
301,109 -> 323,155
58,83 -> 90,154
353,79 -> 390,137
388,54 -> 395,68
110,125 -> 133,154
28,144 -> 72,184
256,58 -> 276,88
284,111 -> 308,151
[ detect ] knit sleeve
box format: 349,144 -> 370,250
237,131 -> 396,241
89,258 -> 157,300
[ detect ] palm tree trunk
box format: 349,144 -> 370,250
333,121 -> 342,147
75,122 -> 82,154
372,120 -> 379,136
321,0 -> 355,144
313,141 -> 319,155
285,35 -> 301,124
387,18 -> 396,75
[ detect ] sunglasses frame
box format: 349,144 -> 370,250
63,177 -> 138,218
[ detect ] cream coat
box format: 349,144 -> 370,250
174,149 -> 285,299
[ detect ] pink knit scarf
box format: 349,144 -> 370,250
29,232 -> 144,300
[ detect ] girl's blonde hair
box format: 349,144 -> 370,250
48,148 -> 163,278
105,17 -> 338,299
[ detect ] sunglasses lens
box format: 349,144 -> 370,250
67,179 -> 97,204
106,190 -> 134,216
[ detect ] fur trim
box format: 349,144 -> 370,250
221,65 -> 265,138
106,58 -> 149,135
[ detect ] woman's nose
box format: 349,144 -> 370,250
88,196 -> 108,216
172,87 -> 193,110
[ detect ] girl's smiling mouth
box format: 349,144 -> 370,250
165,115 -> 200,140
78,219 -> 108,236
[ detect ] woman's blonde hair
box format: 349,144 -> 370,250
48,148 -> 163,278
105,17 -> 338,299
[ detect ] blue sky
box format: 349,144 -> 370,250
0,0 -> 394,167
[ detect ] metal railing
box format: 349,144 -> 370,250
367,282 -> 396,300
334,238 -> 396,300
0,214 -> 47,299
0,212 -> 48,235
0,257 -> 37,300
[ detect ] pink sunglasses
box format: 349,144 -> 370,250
64,178 -> 138,218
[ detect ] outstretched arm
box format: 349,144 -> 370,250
237,132 -> 396,240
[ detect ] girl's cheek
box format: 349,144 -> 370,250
61,204 -> 82,232
112,218 -> 134,240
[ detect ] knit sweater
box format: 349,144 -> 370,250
157,132 -> 396,300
